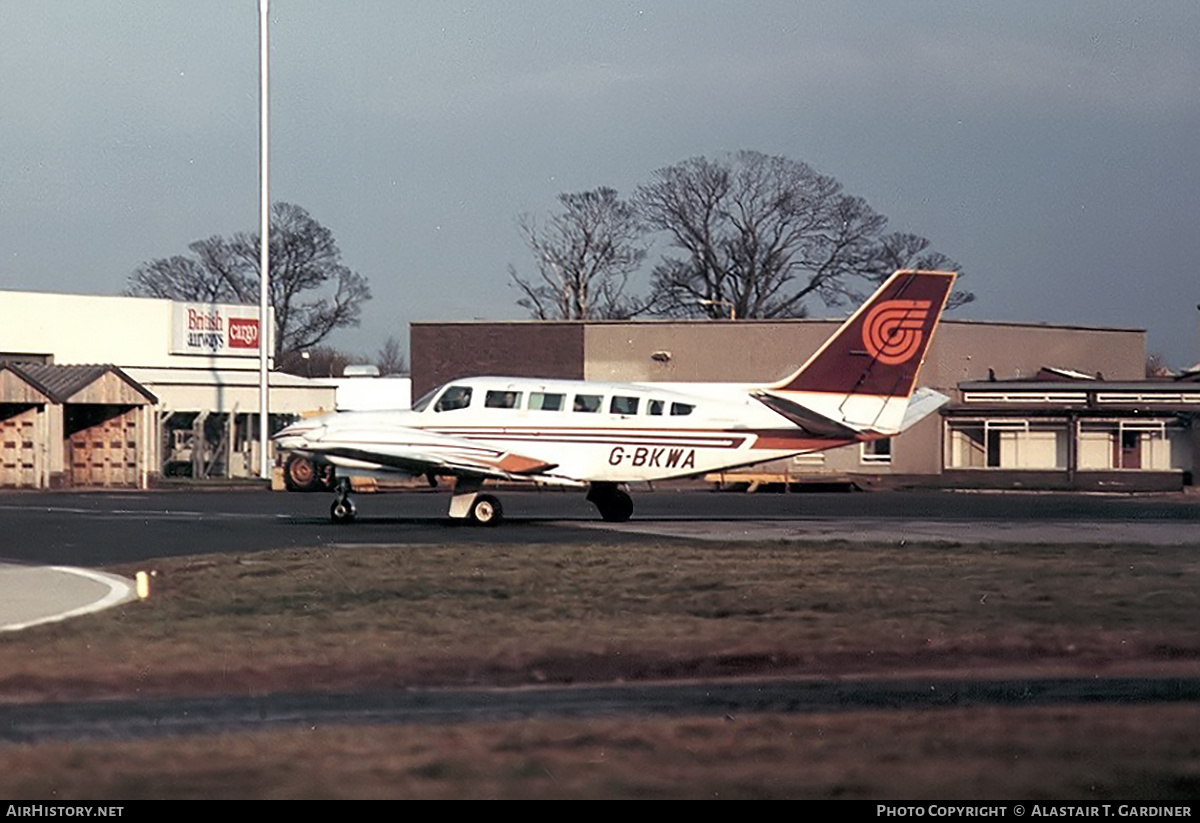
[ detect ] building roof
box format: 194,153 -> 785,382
0,363 -> 157,405
122,366 -> 334,389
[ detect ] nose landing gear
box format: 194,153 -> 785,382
330,478 -> 357,524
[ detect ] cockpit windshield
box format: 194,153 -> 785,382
411,387 -> 439,412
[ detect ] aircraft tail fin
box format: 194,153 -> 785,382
770,270 -> 956,398
752,270 -> 955,435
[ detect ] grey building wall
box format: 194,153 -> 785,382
582,321 -> 836,384
580,319 -> 1145,389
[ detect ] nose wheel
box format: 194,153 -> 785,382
330,478 -> 357,524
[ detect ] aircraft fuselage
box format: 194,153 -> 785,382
276,376 -> 848,485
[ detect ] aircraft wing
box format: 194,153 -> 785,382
274,419 -> 561,482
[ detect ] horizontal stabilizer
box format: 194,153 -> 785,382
896,387 -> 951,433
750,390 -> 864,438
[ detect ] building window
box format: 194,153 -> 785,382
1079,420 -> 1175,471
861,438 -> 892,464
945,419 -> 1068,470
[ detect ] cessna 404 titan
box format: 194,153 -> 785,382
274,269 -> 956,525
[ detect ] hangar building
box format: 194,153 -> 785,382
0,290 -> 336,488
411,317 -> 1199,491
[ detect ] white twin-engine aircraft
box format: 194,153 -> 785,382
274,269 -> 957,525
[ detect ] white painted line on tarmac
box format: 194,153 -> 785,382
0,566 -> 138,632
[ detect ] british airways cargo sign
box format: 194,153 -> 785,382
170,303 -> 269,357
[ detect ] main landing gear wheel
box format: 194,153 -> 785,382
284,455 -> 333,492
598,490 -> 633,522
587,484 -> 633,522
468,494 -> 503,526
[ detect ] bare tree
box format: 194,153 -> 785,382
509,187 -> 648,319
1145,351 -> 1173,378
872,232 -> 974,309
637,151 -> 966,318
125,202 -> 370,356
375,335 -> 409,376
126,242 -> 246,303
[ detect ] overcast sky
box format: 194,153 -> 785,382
3,1 -> 1199,368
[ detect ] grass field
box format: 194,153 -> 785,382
1,538 -> 1198,798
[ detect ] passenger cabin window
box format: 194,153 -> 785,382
434,385 -> 472,412
647,399 -> 664,416
485,390 -> 522,409
610,395 -> 639,415
670,402 -> 695,416
529,392 -> 565,411
573,394 -> 602,413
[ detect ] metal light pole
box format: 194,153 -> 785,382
257,0 -> 271,479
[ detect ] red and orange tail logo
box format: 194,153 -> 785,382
769,270 -> 955,397
861,300 -> 932,365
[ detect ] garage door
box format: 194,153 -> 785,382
0,406 -> 37,488
67,407 -> 139,487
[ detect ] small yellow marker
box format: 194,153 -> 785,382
136,571 -> 150,600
